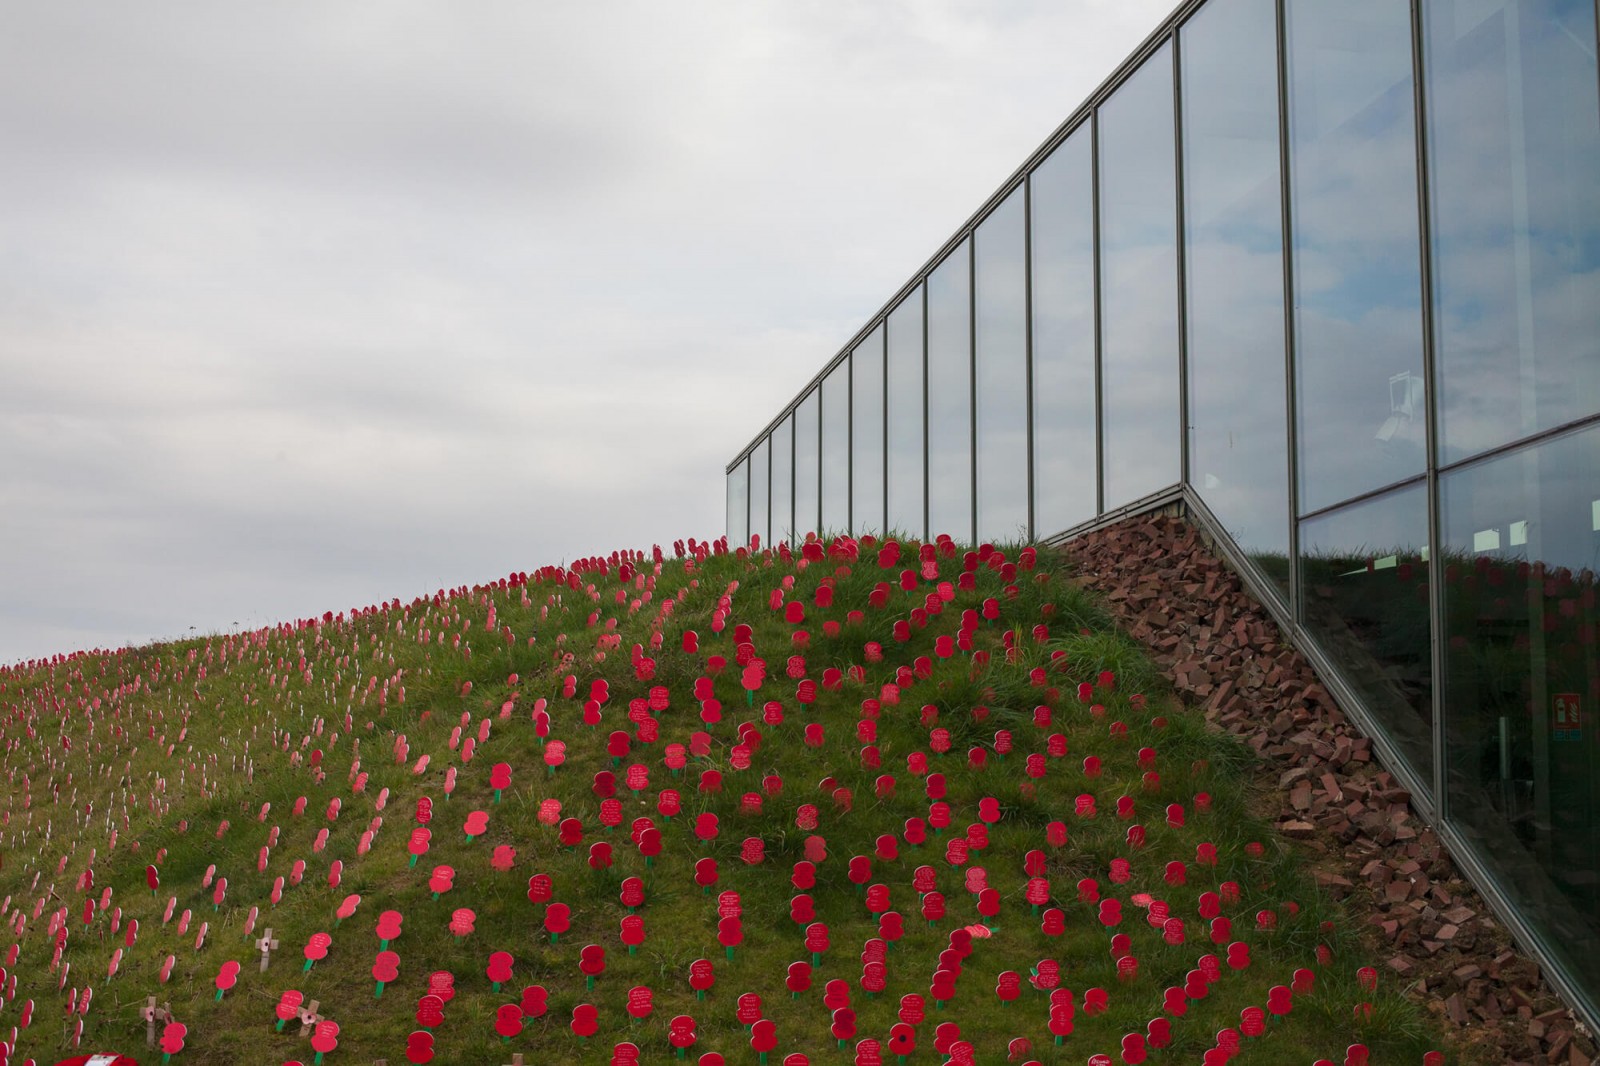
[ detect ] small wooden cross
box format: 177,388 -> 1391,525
297,998 -> 323,1037
504,1055 -> 525,1066
257,927 -> 280,971
140,997 -> 172,1047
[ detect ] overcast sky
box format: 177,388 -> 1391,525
0,0 -> 1174,665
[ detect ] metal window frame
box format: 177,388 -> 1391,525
1023,171 -> 1037,540
1173,26 -> 1191,492
1092,110 -> 1106,519
968,234 -> 979,545
1276,0 -> 1300,622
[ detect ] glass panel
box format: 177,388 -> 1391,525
976,186 -> 1030,542
770,415 -> 794,548
1442,423 -> 1600,998
1099,43 -> 1181,507
1425,0 -> 1600,463
1031,125 -> 1098,535
853,326 -> 886,535
1298,482 -> 1433,777
821,358 -> 851,533
927,241 -> 974,543
727,457 -> 749,550
794,391 -> 820,539
887,288 -> 926,538
1182,0 -> 1290,592
1286,0 -> 1427,514
749,437 -> 770,551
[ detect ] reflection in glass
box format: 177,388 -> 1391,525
927,242 -> 974,543
976,186 -> 1030,541
887,289 -> 925,538
1031,126 -> 1098,534
1099,44 -> 1181,506
1286,0 -> 1427,513
1182,0 -> 1290,590
821,358 -> 851,533
1442,423 -> 1600,995
853,326 -> 886,534
749,437 -> 769,550
770,416 -> 794,547
794,391 -> 820,538
1425,0 -> 1600,463
1299,482 -> 1433,778
727,457 -> 749,549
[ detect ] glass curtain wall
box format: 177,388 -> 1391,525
853,327 -> 886,535
1030,125 -> 1098,533
1098,43 -> 1181,506
887,289 -> 925,538
1181,0 -> 1290,590
975,186 -> 1030,541
927,242 -> 974,543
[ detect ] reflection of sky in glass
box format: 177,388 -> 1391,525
1440,422 -> 1600,993
1299,480 -> 1433,776
1030,126 -> 1097,534
976,186 -> 1029,541
1099,44 -> 1181,506
769,415 -> 793,547
1426,0 -> 1600,463
927,242 -> 973,543
821,358 -> 851,533
853,325 -> 885,534
887,289 -> 924,538
1287,0 -> 1427,514
727,456 -> 748,548
749,437 -> 769,548
794,390 -> 820,538
1182,0 -> 1289,577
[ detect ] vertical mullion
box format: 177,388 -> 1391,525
847,353 -> 854,535
922,283 -> 930,543
1410,0 -> 1447,814
1023,173 -> 1036,542
969,237 -> 979,545
1091,112 -> 1105,517
1276,0 -> 1301,622
1173,29 -> 1191,492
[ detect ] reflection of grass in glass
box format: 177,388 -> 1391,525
1298,545 -> 1433,761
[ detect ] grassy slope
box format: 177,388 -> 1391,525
0,535 -> 1459,1065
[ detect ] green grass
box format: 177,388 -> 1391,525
0,535 -> 1467,1065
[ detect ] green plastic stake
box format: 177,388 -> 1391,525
375,981 -> 386,998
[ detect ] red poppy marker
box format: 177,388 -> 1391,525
372,949 -> 400,997
302,931 -> 331,973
